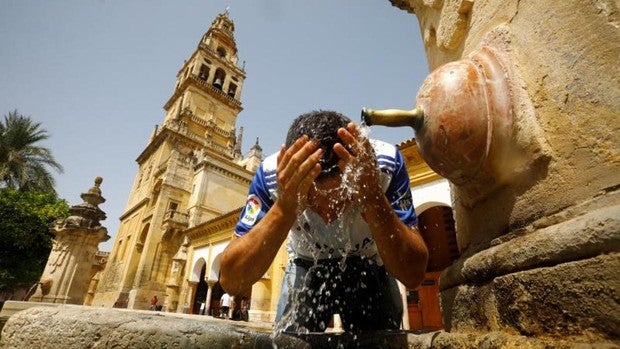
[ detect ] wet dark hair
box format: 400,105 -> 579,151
285,110 -> 351,178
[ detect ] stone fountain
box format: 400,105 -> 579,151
1,1 -> 618,348
369,0 -> 619,347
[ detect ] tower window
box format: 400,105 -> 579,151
217,47 -> 226,58
213,68 -> 226,90
199,64 -> 210,81
228,83 -> 237,98
169,201 -> 179,212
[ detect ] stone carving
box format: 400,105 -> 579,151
30,177 -> 109,305
54,176 -> 107,231
49,239 -> 70,273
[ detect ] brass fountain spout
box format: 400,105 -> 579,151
361,107 -> 425,131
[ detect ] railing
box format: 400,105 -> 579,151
191,75 -> 241,106
163,210 -> 190,227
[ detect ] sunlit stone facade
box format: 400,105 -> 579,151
91,11 -> 265,313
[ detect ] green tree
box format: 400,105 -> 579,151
0,188 -> 69,296
0,110 -> 63,194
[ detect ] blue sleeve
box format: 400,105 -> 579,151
385,149 -> 418,227
234,163 -> 275,236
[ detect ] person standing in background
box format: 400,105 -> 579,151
149,295 -> 158,311
220,292 -> 231,319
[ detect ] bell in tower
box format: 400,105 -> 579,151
213,78 -> 223,89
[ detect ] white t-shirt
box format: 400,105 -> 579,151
220,293 -> 231,307
235,139 -> 417,264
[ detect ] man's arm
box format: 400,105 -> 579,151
335,123 -> 429,289
220,136 -> 323,295
219,200 -> 297,295
362,192 -> 428,289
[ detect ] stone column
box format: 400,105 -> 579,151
205,279 -> 216,316
186,281 -> 198,314
30,177 -> 109,305
398,282 -> 410,330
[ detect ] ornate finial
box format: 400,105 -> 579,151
89,177 -> 103,195
224,6 -> 230,16
58,176 -> 107,230
251,137 -> 262,152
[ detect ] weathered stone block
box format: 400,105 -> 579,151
493,253 -> 620,338
0,306 -> 276,349
441,253 -> 620,345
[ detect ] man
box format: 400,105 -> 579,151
149,295 -> 158,311
220,110 -> 428,332
220,292 -> 231,319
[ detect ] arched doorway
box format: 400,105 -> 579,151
407,204 -> 459,331
193,262 -> 207,314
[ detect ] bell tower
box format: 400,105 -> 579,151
163,9 -> 245,145
92,10 -> 258,310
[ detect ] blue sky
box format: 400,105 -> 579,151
0,1 -> 429,250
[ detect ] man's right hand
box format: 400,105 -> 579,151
276,135 -> 323,216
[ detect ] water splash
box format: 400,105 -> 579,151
273,123 -> 386,340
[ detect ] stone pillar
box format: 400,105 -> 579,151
30,177 -> 110,305
186,281 -> 198,314
398,282 -> 410,330
388,0 -> 619,344
205,279 -> 216,316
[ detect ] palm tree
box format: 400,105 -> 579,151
0,110 -> 63,194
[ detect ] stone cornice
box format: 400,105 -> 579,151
194,150 -> 254,183
200,162 -> 253,184
399,138 -> 444,187
118,197 -> 149,221
410,169 -> 443,187
136,125 -> 203,164
179,109 -> 234,139
185,207 -> 242,243
163,75 -> 243,112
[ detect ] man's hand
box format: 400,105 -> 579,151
333,123 -> 383,205
276,135 -> 324,215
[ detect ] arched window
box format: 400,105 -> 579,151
213,68 -> 226,90
227,83 -> 237,98
199,64 -> 210,81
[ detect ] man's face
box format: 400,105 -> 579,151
307,174 -> 353,212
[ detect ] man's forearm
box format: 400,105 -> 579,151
220,201 -> 296,294
363,194 -> 429,289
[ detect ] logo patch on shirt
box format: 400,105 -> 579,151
241,194 -> 261,226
